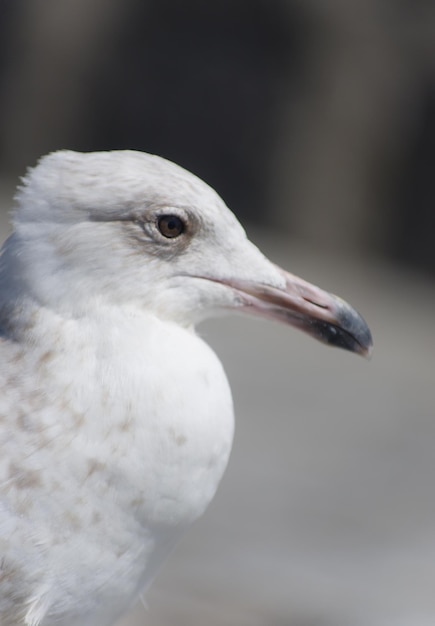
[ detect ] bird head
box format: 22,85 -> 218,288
7,150 -> 372,356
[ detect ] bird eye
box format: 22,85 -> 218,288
157,215 -> 185,239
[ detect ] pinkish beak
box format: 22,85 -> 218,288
218,265 -> 373,357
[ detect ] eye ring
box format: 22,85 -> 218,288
157,214 -> 185,239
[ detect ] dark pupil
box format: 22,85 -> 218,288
158,215 -> 184,238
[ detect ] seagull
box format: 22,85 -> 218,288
0,150 -> 372,626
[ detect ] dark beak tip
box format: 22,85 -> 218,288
355,334 -> 374,359
309,302 -> 373,358
338,309 -> 373,358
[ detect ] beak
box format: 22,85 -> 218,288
216,265 -> 373,357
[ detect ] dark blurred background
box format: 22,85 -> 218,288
1,0 -> 435,275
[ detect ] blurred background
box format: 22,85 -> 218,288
0,1 -> 434,625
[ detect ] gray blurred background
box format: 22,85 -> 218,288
0,1 -> 434,624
